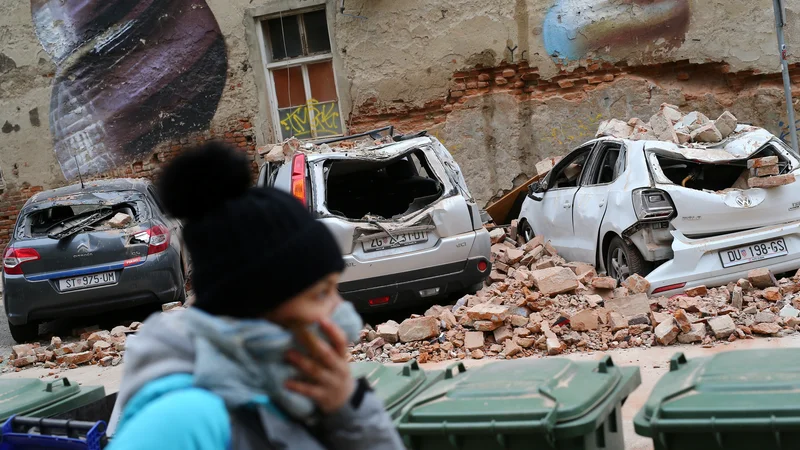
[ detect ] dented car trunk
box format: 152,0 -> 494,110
646,128 -> 800,237
15,191 -> 152,274
308,141 -> 477,256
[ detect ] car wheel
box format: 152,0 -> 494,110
606,236 -> 652,285
8,321 -> 39,343
519,220 -> 535,243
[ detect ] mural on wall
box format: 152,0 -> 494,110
30,0 -> 228,180
543,0 -> 691,62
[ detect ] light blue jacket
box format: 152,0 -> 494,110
108,308 -> 403,450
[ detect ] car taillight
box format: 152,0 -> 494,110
135,225 -> 170,255
632,188 -> 676,222
652,282 -> 686,294
291,153 -> 308,206
3,247 -> 40,275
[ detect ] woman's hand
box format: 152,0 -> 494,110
285,319 -> 355,414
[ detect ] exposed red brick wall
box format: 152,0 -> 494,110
0,120 -> 257,251
348,59 -> 800,135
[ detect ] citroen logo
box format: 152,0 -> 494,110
735,194 -> 752,208
77,243 -> 90,253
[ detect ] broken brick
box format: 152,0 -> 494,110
390,353 -> 413,363
752,323 -> 782,335
748,268 -> 778,288
377,321 -> 400,344
591,277 -> 617,290
608,312 -> 628,332
11,344 -> 35,359
685,286 -> 708,297
674,309 -> 693,333
690,123 -> 722,143
623,274 -> 650,295
655,318 -> 680,345
501,339 -> 521,357
569,309 -> 599,331
529,267 -> 579,296
763,287 -> 782,302
162,302 -> 183,312
57,351 -> 94,366
493,325 -> 513,343
708,315 -> 736,339
749,174 -> 796,189
467,304 -> 509,322
508,315 -> 529,327
473,320 -> 502,331
747,156 -> 779,169
753,165 -> 780,177
398,317 -> 439,343
678,323 -> 707,344
470,349 -> 485,359
108,213 -> 132,229
50,336 -> 62,349
464,331 -> 485,350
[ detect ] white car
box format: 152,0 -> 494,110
257,128 -> 492,311
518,126 -> 800,296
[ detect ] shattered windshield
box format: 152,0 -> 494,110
19,191 -> 151,239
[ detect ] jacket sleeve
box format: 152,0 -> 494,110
107,388 -> 231,450
318,378 -> 405,450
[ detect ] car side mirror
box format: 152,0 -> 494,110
528,182 -> 544,202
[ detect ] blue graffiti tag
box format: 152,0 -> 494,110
778,120 -> 800,144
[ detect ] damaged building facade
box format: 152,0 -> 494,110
2,0 -> 800,248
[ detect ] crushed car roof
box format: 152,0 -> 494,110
303,137 -> 436,161
26,178 -> 152,206
639,126 -> 778,162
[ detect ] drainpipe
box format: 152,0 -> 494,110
774,0 -> 799,153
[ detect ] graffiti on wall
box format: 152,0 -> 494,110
279,99 -> 343,139
542,0 -> 691,62
30,0 -> 228,180
779,119 -> 800,144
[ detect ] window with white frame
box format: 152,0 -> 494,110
260,9 -> 344,141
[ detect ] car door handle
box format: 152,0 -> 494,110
599,201 -> 605,208
563,201 -> 572,209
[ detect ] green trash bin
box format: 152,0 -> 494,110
0,377 -> 106,422
395,355 -> 640,450
352,359 -> 438,419
634,350 -> 800,450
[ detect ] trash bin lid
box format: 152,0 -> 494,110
351,360 -> 427,411
397,356 -> 623,429
0,378 -> 81,421
638,350 -> 800,432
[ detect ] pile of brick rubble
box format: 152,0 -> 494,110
351,225 -> 800,364
3,301 -> 186,373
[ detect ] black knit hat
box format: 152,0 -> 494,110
157,142 -> 345,318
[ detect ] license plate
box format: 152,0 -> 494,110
362,231 -> 429,253
719,238 -> 789,268
59,271 -> 117,291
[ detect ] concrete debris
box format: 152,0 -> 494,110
596,119 -> 633,139
596,108 -> 743,145
107,213 -> 132,229
350,226 -> 800,364
398,317 -> 439,343
162,301 -> 184,312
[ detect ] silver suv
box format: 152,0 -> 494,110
257,128 -> 491,311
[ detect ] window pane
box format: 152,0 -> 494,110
265,16 -> 302,60
307,61 -> 337,102
279,105 -> 312,140
272,66 -> 306,108
310,100 -> 343,137
303,10 -> 331,54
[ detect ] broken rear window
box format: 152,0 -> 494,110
19,191 -> 150,239
649,142 -> 793,192
323,150 -> 444,220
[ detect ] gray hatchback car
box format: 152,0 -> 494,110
3,179 -> 187,342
